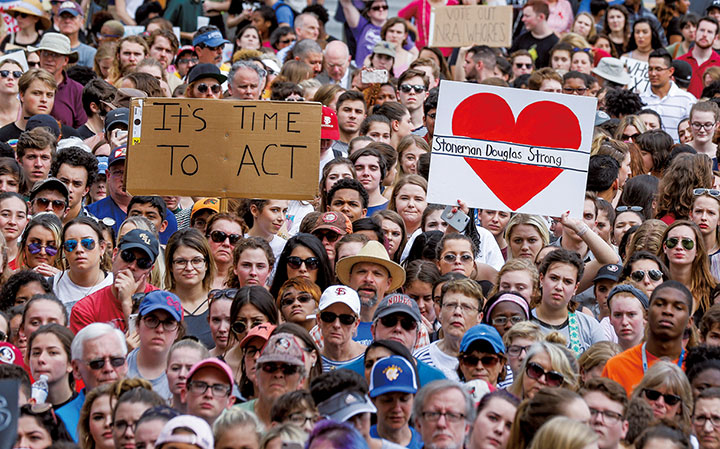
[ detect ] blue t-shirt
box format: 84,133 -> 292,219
86,196 -> 178,244
272,0 -> 294,25
370,425 -> 423,449
342,355 -> 446,388
354,321 -> 373,345
56,388 -> 85,442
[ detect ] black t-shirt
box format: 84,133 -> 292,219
510,31 -> 559,68
0,122 -> 79,146
75,124 -> 95,140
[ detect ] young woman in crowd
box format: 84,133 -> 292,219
389,174 -> 427,251
270,233 -> 333,298
396,135 -> 429,178
18,294 -> 67,348
78,383 -> 115,449
0,60 -> 22,127
111,382 -> 166,449
469,390 -> 520,449
165,228 -> 215,347
481,210 -> 512,261
16,403 -> 74,449
319,158 -> 356,212
456,324 -> 507,388
376,210 -> 407,262
482,291 -> 530,338
240,199 -> 288,260
2,0 -> 48,51
27,323 -> 75,407
208,288 -> 233,358
620,251 -> 668,296
276,277 -> 321,333
527,417 -> 599,449
116,216 -> 165,289
623,18 -> 662,62
226,237 -> 275,289
504,215 -> 550,261
656,153 -> 713,224
603,5 -> 631,56
613,206 -> 645,246
165,339 -> 210,411
690,188 -> 720,280
403,259 -> 441,332
18,213 -> 62,277
493,258 -> 540,306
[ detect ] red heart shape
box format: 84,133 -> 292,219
452,93 -> 582,210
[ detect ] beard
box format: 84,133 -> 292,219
360,293 -> 379,310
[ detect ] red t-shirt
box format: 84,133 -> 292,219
69,283 -> 158,334
602,343 -> 685,395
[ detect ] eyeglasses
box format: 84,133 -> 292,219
142,314 -> 179,331
526,361 -> 565,387
665,237 -> 695,250
379,314 -> 418,331
691,122 -> 716,130
187,380 -> 232,397
34,197 -> 66,212
399,84 -> 426,94
178,57 -> 198,65
28,242 -> 58,257
313,230 -> 341,243
287,256 -> 320,270
28,61 -> 39,68
630,269 -> 663,282
208,230 -> 242,245
0,70 -> 22,79
173,257 -> 206,269
442,253 -> 473,264
642,388 -> 682,406
279,38 -> 296,45
616,206 -> 643,213
209,288 -> 238,301
288,412 -> 320,427
197,83 -> 222,94
461,353 -> 500,368
201,44 -> 223,51
507,344 -> 531,357
84,356 -> 126,370
280,293 -> 315,308
514,63 -> 533,69
491,316 -> 525,326
441,301 -> 478,313
260,362 -> 301,375
113,419 -> 137,434
320,311 -> 356,325
120,249 -> 153,269
370,4 -> 388,10
589,407 -> 623,424
64,238 -> 96,252
693,414 -> 720,428
563,87 -> 587,94
420,410 -> 466,423
694,188 -> 720,197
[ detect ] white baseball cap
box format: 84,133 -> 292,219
318,285 -> 361,315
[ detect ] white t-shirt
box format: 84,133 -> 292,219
413,341 -> 460,381
52,271 -> 114,315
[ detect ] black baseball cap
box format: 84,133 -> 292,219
187,63 -> 227,84
118,229 -> 159,261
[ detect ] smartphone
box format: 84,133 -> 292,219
361,69 -> 389,84
116,129 -> 128,139
441,205 -> 470,232
127,313 -> 138,335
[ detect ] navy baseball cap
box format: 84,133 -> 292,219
105,107 -> 129,134
593,263 -> 622,283
369,356 -> 418,398
138,290 -> 183,322
118,228 -> 159,261
58,1 -> 82,16
108,145 -> 127,167
460,324 -> 505,354
192,29 -> 229,48
26,114 -> 60,139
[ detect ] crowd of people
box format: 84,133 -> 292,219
0,0 -> 719,448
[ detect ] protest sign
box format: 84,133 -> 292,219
0,379 -> 17,449
621,56 -> 649,93
428,5 -> 512,48
426,81 -> 597,217
126,99 -> 322,200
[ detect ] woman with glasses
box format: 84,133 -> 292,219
631,361 -> 693,431
78,383 -> 115,449
2,0 -> 49,52
226,237 -> 275,290
273,323 -> 323,389
620,251 -> 668,297
126,291 -> 185,402
116,216 -> 165,289
508,341 -> 579,400
613,115 -> 647,145
111,382 -> 165,449
691,188 -> 720,281
276,277 -> 321,332
612,206 -> 645,246
15,403 -> 73,449
659,220 -> 716,320
0,60 -> 23,128
205,213 -> 246,290
692,387 -> 720,449
239,199 -> 289,261
51,217 -> 112,313
483,290 -> 530,340
27,323 -> 75,407
435,233 -> 479,278
165,339 -> 209,412
456,324 -> 507,388
18,212 -> 62,276
165,228 -> 216,348
269,234 -> 332,299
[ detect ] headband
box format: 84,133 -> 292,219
486,293 -> 530,322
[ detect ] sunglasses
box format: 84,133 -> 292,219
514,63 -> 532,69
197,83 -> 222,94
178,57 -> 199,65
616,205 -> 643,213
694,188 -> 720,197
28,61 -> 39,68
209,288 -> 238,301
85,356 -> 126,370
120,249 -> 153,269
279,38 -> 296,44
280,293 -> 314,308
379,314 -> 417,331
399,84 -> 426,94
442,253 -> 473,263
643,388 -> 682,406
630,269 -> 663,282
314,230 -> 341,243
0,70 -> 22,79
287,256 -> 320,270
260,362 -> 301,375
64,238 -> 96,252
370,4 -> 388,10
526,361 -> 564,387
461,353 -> 500,368
665,237 -> 695,250
34,197 -> 66,211
208,230 -> 241,245
622,132 -> 640,141
28,242 -> 58,257
320,311 -> 356,325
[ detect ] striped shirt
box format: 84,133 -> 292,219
640,82 -> 696,142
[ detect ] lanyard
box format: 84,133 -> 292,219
641,342 -> 685,373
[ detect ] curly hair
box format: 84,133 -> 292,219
51,146 -> 100,189
655,154 -> 713,221
0,269 -> 51,311
605,90 -> 645,119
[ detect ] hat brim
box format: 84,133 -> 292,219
369,384 -> 417,398
187,359 -> 234,386
312,224 -> 347,235
373,50 -> 395,58
256,355 -> 304,366
336,255 -> 405,292
138,303 -> 182,322
118,242 -> 156,261
190,72 -> 227,85
321,128 -> 340,140
203,38 -> 230,47
375,306 -> 421,323
461,336 -> 504,355
8,9 -> 51,30
28,45 -> 78,63
590,67 -> 631,86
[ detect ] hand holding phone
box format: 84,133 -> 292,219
441,205 -> 470,232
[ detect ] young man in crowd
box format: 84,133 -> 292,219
396,69 -> 429,133
29,177 -> 69,219
16,127 -> 56,187
678,16 -> 720,98
333,90 -> 367,154
326,178 -> 368,222
50,146 -> 98,223
581,378 -> 629,449
510,0 -> 558,68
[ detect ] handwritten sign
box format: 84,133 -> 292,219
127,99 -> 321,200
0,380 -> 17,449
428,5 -> 512,48
621,56 -> 649,93
427,81 -> 596,217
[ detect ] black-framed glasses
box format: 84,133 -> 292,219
630,269 -> 663,282
142,314 -> 179,331
208,230 -> 241,245
589,407 -> 623,424
665,237 -> 695,251
85,356 -> 126,370
399,84 -> 426,94
288,412 -> 320,427
64,238 -> 96,252
379,314 -> 417,331
260,362 -> 301,375
691,122 -> 716,131
178,57 -> 198,65
507,345 -> 531,357
491,316 -> 525,326
280,293 -> 315,308
187,380 -> 232,397
120,249 -> 153,269
642,388 -> 682,406
616,206 -> 643,213
694,188 -> 720,197
442,253 -> 473,264
514,63 -> 532,69
420,410 -> 466,423
287,256 -> 320,270
197,83 -> 222,94
461,353 -> 500,368
0,70 -> 22,79
320,311 -> 356,325
34,197 -> 66,211
28,242 -> 58,256
370,4 -> 388,10
526,361 -> 564,387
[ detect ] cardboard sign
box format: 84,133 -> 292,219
127,99 -> 322,200
428,5 -> 512,48
0,380 -> 18,449
427,81 -> 596,217
621,56 -> 649,93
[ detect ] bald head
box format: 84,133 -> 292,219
324,41 -> 350,82
294,13 -> 320,41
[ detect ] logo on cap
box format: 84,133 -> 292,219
345,394 -> 360,405
323,116 -> 331,126
383,365 -> 402,381
113,147 -> 127,158
387,294 -> 412,307
0,347 -> 14,364
166,295 -> 181,313
335,287 -> 346,295
275,336 -> 291,350
323,212 -> 338,222
140,232 -> 151,245
607,265 -> 619,272
204,199 -> 217,205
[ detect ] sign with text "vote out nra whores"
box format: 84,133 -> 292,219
428,5 -> 512,48
126,99 -> 322,200
427,81 -> 597,218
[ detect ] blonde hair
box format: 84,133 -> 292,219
559,32 -> 591,50
578,341 -> 622,381
630,360 -> 693,431
528,417 -> 599,449
614,115 -> 647,141
504,214 -> 551,259
509,341 -> 580,398
490,258 -> 540,303
259,423 -> 307,449
502,321 -> 545,349
573,12 -> 597,40
626,219 -> 667,261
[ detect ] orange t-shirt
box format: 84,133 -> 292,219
602,343 -> 685,395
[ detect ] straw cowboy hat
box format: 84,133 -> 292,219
8,0 -> 51,31
29,33 -> 78,63
335,240 -> 406,292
